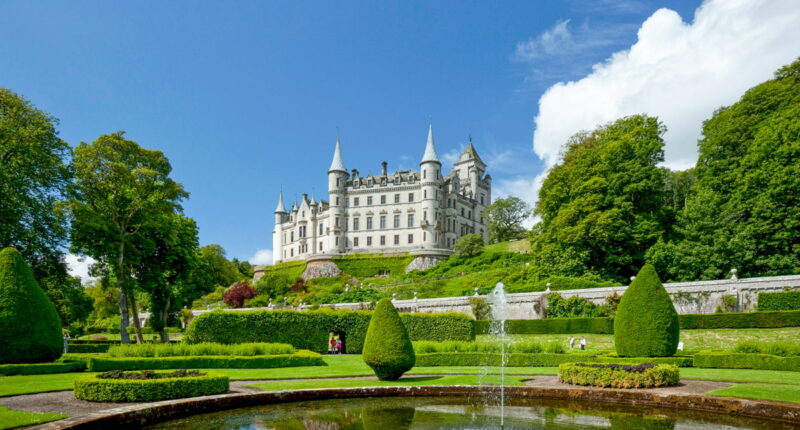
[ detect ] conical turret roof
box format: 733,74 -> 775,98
420,122 -> 441,164
329,135 -> 347,172
275,191 -> 286,213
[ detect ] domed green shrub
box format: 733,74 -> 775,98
362,298 -> 415,380
0,248 -> 63,363
614,264 -> 679,357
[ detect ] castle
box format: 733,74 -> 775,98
272,124 -> 491,265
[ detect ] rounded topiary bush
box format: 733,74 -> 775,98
362,298 -> 415,380
0,247 -> 63,363
614,265 -> 679,357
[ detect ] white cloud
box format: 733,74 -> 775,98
532,0 -> 800,170
65,254 -> 97,283
515,19 -> 573,61
492,171 -> 547,228
249,249 -> 273,266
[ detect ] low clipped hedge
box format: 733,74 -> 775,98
73,371 -> 229,402
0,361 -> 85,375
758,291 -> 800,311
415,352 -> 692,367
558,363 -> 679,388
473,310 -> 800,334
474,318 -> 614,335
67,343 -> 111,353
107,342 -> 295,357
86,350 -> 324,371
184,309 -> 473,354
693,352 -> 800,372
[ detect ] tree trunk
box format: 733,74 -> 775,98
116,242 -> 130,344
159,296 -> 171,343
129,292 -> 145,344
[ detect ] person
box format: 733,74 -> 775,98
569,336 -> 575,350
329,336 -> 337,354
63,332 -> 71,353
336,338 -> 343,354
579,337 -> 586,351
677,341 -> 684,352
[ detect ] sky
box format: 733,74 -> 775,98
1,1 -> 798,275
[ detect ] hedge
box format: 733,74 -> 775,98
415,352 -> 692,367
474,318 -> 614,335
85,351 -> 324,371
473,310 -> 800,334
693,352 -> 800,372
184,309 -> 474,354
107,342 -> 295,357
558,363 -> 679,388
67,343 -> 111,353
362,298 -> 415,380
73,371 -> 229,402
758,291 -> 800,311
0,361 -> 85,375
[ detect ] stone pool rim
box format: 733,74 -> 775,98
30,385 -> 800,429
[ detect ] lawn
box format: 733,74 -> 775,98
0,373 -> 84,397
482,327 -> 800,352
707,383 -> 800,404
0,406 -> 67,430
248,374 -> 527,391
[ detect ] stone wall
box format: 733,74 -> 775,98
302,259 -> 342,279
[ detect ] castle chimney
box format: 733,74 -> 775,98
381,161 -> 388,176
302,193 -> 308,203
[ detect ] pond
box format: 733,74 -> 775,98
146,396 -> 799,429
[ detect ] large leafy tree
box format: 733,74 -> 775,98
482,196 -> 530,243
67,132 -> 187,343
198,244 -> 244,288
647,59 -> 800,281
531,115 -> 669,282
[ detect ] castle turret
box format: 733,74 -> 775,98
327,136 -> 348,253
272,191 -> 287,264
420,123 -> 443,248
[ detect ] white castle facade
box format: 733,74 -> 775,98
272,125 -> 492,264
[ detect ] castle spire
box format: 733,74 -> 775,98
421,122 -> 441,164
274,191 -> 286,213
328,135 -> 347,173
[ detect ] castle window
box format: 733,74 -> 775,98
380,216 -> 386,229
468,210 -> 472,219
408,234 -> 413,244
423,232 -> 426,241
424,190 -> 427,198
380,236 -> 386,246
336,197 -> 340,205
480,194 -> 485,205
319,241 -> 323,250
290,248 -> 294,257
319,223 -> 323,235
423,170 -> 426,179
302,211 -> 305,217
354,237 -> 359,247
408,192 -> 414,202
335,217 -> 340,227
366,217 -> 373,230
291,231 -> 294,242
336,178 -> 340,186
394,194 -> 400,203
354,197 -> 359,206
367,196 -> 373,205
353,217 -> 360,231
461,208 -> 465,217
393,215 -> 400,228
380,195 -> 386,204
335,237 -> 339,246
367,236 -> 372,246
407,214 -> 414,227
423,210 -> 427,222
394,235 -> 400,245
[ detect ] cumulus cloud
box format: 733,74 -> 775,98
249,249 -> 273,265
492,172 -> 546,228
515,19 -> 573,61
532,0 -> 800,170
65,254 -> 97,283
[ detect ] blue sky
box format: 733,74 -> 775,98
3,0 -> 796,268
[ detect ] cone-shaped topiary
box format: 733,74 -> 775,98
0,248 -> 63,363
614,264 -> 680,357
362,298 -> 416,380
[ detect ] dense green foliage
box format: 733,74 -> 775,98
67,343 -> 111,353
475,317 -> 615,334
532,115 -> 670,282
107,342 -> 295,357
0,248 -> 63,363
558,363 -> 679,388
614,265 -> 679,357
546,293 -> 616,318
73,371 -> 229,402
758,291 -> 800,311
333,254 -> 415,278
184,309 -> 474,353
453,234 -> 484,257
362,299 -> 416,380
482,196 -> 530,243
413,340 -> 563,354
693,352 -> 800,372
648,59 -> 800,281
0,362 -> 85,376
416,353 -> 586,367
733,341 -> 800,357
678,310 -> 800,329
86,351 -> 323,371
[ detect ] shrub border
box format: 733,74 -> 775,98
73,372 -> 229,402
0,361 -> 85,376
558,362 -> 680,388
693,352 -> 800,372
415,353 -> 692,367
86,351 -> 324,371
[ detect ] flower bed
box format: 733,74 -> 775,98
73,370 -> 229,402
558,362 -> 679,388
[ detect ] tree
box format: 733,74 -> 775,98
362,298 -> 415,380
198,244 -> 244,288
614,264 -> 679,357
482,196 -> 530,243
531,115 -> 669,282
647,59 -> 800,281
223,281 -> 258,308
0,248 -> 63,363
453,234 -> 484,257
67,132 -> 187,343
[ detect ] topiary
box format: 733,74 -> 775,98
0,248 -> 64,363
362,298 -> 415,380
614,264 -> 679,357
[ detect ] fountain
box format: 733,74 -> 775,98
486,281 -> 509,429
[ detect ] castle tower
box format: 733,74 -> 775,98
327,136 -> 348,253
420,123 -> 443,248
272,191 -> 287,264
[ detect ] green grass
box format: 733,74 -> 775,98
482,327 -> 800,352
0,406 -> 67,429
484,239 -> 531,253
248,374 -> 528,391
0,373 -> 84,397
681,368 -> 800,385
707,383 -> 800,404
